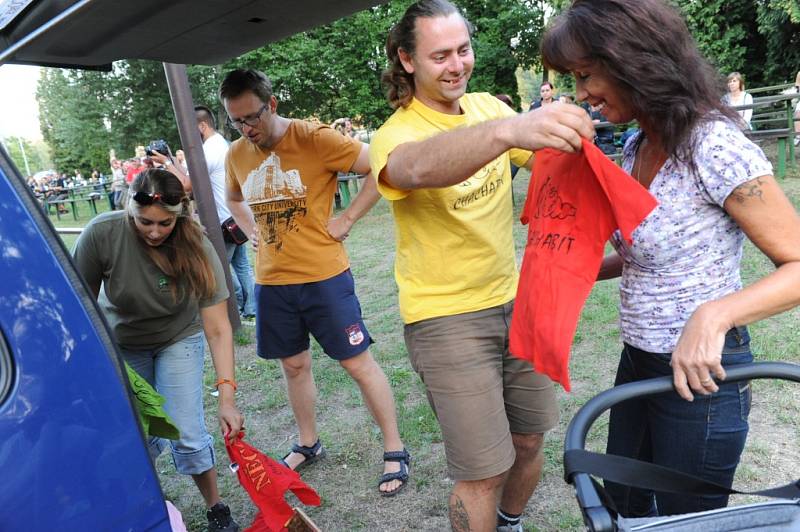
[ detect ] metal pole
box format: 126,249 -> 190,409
162,62 -> 241,331
17,137 -> 31,175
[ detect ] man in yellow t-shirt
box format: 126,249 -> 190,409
220,68 -> 409,496
369,1 -> 594,529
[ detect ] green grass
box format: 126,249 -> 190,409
55,142 -> 800,531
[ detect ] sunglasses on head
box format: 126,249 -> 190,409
132,191 -> 183,206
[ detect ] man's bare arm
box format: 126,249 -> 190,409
383,103 -> 594,190
327,144 -> 380,241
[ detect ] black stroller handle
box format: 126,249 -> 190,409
563,361 -> 800,532
565,361 -> 800,452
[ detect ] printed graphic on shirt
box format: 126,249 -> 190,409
526,175 -> 577,255
157,275 -> 170,291
345,323 -> 365,346
243,152 -> 307,252
534,176 -> 577,220
452,158 -> 505,210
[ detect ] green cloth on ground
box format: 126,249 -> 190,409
125,362 -> 180,440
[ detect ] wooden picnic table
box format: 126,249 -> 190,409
336,173 -> 365,208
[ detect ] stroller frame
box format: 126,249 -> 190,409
564,361 -> 800,531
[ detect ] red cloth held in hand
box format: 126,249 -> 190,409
225,431 -> 321,532
510,140 -> 658,390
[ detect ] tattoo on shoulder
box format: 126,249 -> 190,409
731,177 -> 765,204
449,495 -> 471,531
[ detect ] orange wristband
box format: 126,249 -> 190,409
215,378 -> 237,391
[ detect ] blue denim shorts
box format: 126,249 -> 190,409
255,269 -> 373,360
121,331 -> 215,476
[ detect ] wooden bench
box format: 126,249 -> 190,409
735,93 -> 797,177
745,128 -> 793,178
335,173 -> 364,208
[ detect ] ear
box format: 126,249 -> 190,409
268,95 -> 278,113
398,47 -> 415,75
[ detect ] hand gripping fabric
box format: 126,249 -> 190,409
510,140 -> 658,390
225,431 -> 321,532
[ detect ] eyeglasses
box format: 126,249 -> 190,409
132,191 -> 183,206
227,105 -> 268,130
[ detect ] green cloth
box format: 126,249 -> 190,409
125,362 -> 180,439
72,210 -> 229,350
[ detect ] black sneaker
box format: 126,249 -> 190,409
206,502 -> 239,532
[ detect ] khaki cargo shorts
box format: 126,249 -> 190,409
404,301 -> 558,481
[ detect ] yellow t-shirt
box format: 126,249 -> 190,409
226,120 -> 361,284
369,93 -> 532,324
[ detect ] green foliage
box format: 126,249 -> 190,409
37,0 -> 550,162
1,136 -> 50,175
678,0 -> 799,87
226,2 -> 414,129
37,68 -> 110,173
755,0 -> 800,83
460,0 -> 547,110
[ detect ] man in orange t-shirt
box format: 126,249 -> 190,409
221,69 -> 409,496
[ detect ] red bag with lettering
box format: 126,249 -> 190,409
225,431 -> 321,532
509,140 -> 658,390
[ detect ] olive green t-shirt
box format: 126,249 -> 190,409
73,210 -> 229,350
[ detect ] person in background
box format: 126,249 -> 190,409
721,72 -> 753,130
175,149 -> 188,172
589,103 -> 617,155
196,105 -> 256,320
370,1 -> 593,530
542,0 -> 800,518
220,68 -> 409,497
529,81 -> 555,110
559,93 -> 575,104
73,168 -> 244,532
331,117 -> 358,138
110,158 -> 127,209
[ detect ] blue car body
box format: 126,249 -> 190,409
0,151 -> 170,531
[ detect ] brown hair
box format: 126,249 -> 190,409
381,0 -> 473,109
127,169 -> 216,301
541,0 -> 738,167
194,105 -> 216,129
219,68 -> 274,104
727,72 -> 744,92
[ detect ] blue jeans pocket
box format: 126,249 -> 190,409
737,381 -> 752,421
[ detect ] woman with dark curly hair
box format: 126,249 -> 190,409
73,168 -> 243,531
542,0 -> 800,518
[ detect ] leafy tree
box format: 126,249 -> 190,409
226,0 -> 549,125
37,68 -> 110,173
755,0 -> 800,84
227,1 -> 414,129
459,0 -> 547,110
2,136 -> 50,175
33,0 -> 564,166
678,0 -> 765,85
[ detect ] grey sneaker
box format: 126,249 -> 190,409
496,523 -> 523,532
206,502 -> 239,532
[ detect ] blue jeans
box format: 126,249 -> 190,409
226,241 -> 256,316
121,332 -> 215,476
605,327 -> 753,517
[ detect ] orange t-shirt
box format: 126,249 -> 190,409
225,120 -> 361,284
510,140 -> 658,390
